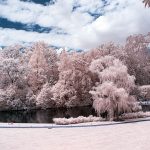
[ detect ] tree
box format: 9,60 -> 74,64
89,56 -> 139,120
85,42 -> 125,63
124,34 -> 150,85
143,0 -> 150,7
139,85 -> 150,100
91,82 -> 136,120
36,82 -> 55,109
87,34 -> 150,86
51,50 -> 93,107
27,42 -> 59,94
0,58 -> 25,88
1,45 -> 23,59
42,43 -> 59,84
0,57 -> 36,110
0,42 -> 59,110
27,42 -> 49,94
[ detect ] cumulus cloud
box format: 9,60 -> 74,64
0,0 -> 150,49
0,27 -> 72,47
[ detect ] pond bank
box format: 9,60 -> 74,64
0,106 -> 96,123
0,105 -> 149,123
0,117 -> 150,128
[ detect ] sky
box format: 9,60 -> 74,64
0,0 -> 150,50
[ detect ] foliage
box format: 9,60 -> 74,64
139,85 -> 150,100
51,50 -> 93,107
124,33 -> 150,85
0,33 -> 149,113
89,56 -> 140,120
53,115 -> 103,125
143,0 -> 150,7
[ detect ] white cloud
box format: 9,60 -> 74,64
0,27 -> 72,47
0,0 -> 150,49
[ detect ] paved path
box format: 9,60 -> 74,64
0,118 -> 150,150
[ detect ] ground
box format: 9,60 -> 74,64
0,119 -> 150,150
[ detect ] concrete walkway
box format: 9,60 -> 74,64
0,117 -> 150,128
0,118 -> 150,150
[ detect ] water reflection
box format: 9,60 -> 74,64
0,106 -> 96,123
0,105 -> 149,123
142,105 -> 150,112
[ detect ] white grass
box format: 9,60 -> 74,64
53,115 -> 104,125
120,111 -> 150,120
53,112 -> 150,125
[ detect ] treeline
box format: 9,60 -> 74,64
0,33 -> 150,119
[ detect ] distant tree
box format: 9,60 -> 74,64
1,45 -> 23,59
27,42 -> 49,94
85,42 -> 125,63
139,85 -> 150,100
36,82 -> 55,109
28,42 -> 58,94
0,42 -> 59,110
51,50 -> 93,107
42,43 -> 59,84
0,57 -> 35,110
87,34 -> 150,86
0,58 -> 25,88
89,56 -> 139,120
124,34 -> 150,85
0,34 -> 149,111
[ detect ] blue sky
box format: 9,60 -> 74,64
0,0 -> 150,50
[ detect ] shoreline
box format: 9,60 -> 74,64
0,117 -> 150,128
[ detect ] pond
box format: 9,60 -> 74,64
0,106 -> 96,123
0,105 -> 149,123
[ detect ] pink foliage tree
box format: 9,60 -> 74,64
0,57 -> 35,110
143,0 -> 150,7
89,56 -> 140,120
28,42 -> 58,94
28,42 -> 59,108
51,50 -> 93,107
124,33 -> 150,85
84,42 -> 125,63
139,85 -> 150,100
0,32 -> 149,112
1,45 -> 23,59
27,42 -> 49,94
36,83 -> 55,109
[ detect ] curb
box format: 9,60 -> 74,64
0,118 -> 150,128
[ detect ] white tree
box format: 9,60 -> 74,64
28,42 -> 59,94
27,42 -> 48,94
0,58 -> 25,88
89,56 -> 139,120
51,50 -> 93,107
139,85 -> 150,100
143,0 -> 150,7
36,83 -> 55,109
124,34 -> 150,85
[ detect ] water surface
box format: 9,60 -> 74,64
0,106 -> 96,123
0,105 -> 149,123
